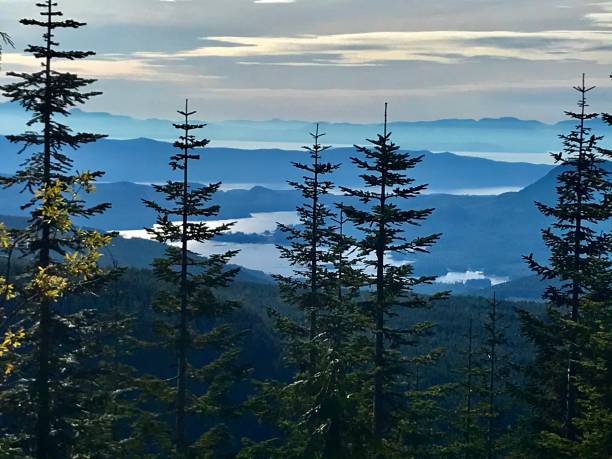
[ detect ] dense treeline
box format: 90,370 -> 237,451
0,2 -> 610,458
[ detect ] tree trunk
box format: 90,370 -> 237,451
372,105 -> 389,443
565,76 -> 587,440
36,5 -> 53,457
176,101 -> 190,453
309,126 -> 320,370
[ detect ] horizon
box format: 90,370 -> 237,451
0,99 -> 604,126
3,98 -> 609,165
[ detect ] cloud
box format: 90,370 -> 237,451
1,0 -> 610,122
133,30 -> 612,66
0,52 -> 220,83
585,1 -> 612,26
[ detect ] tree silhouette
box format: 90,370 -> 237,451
519,75 -> 612,455
274,124 -> 338,372
141,100 -> 246,457
341,103 -> 445,455
242,128 -> 372,458
0,1 -> 116,456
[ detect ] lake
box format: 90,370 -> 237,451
118,211 -> 509,284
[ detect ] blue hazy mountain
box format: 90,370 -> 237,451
0,164 -> 607,281
2,101 -> 611,154
0,136 -> 552,191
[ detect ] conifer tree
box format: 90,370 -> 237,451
463,318 -> 478,457
448,318 -> 489,459
518,75 -> 612,456
560,72 -> 612,457
242,128 -> 371,458
483,294 -> 509,459
273,124 -> 338,371
341,103 -> 444,455
317,205 -> 371,458
0,1 -> 119,456
140,100 -> 246,457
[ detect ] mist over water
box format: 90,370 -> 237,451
119,211 -> 299,239
436,271 -> 509,286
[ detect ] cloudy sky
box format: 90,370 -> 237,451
2,0 -> 612,122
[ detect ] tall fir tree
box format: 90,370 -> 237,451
273,124 -> 338,372
316,205 -> 371,458
0,1 -> 119,456
140,100 -> 247,457
518,75 -> 612,457
242,127 -> 371,458
341,103 -> 445,456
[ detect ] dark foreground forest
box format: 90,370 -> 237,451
0,2 -> 610,459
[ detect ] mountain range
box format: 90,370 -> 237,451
1,106 -> 608,294
0,160 -> 607,281
2,101 -> 611,155
0,136 -> 552,191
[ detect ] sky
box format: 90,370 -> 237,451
2,0 -> 612,122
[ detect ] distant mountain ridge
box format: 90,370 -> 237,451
0,163 -> 608,281
2,101 -> 610,154
0,136 -> 552,190
0,163 -> 608,290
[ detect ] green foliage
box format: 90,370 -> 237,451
340,104 -> 447,453
138,100 -> 247,457
482,295 -> 513,459
517,77 -> 612,457
272,125 -> 339,368
245,126 -> 372,458
443,318 -> 490,458
0,2 -> 123,456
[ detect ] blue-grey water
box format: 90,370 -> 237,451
118,210 -> 508,284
